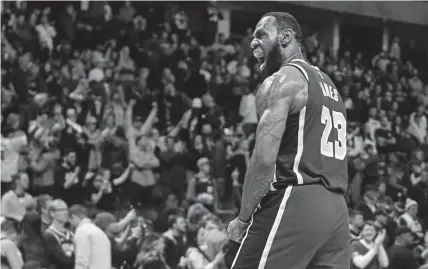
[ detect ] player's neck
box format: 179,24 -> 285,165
281,47 -> 304,66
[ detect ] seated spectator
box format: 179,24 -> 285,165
186,219 -> 226,269
351,221 -> 389,269
398,199 -> 423,238
43,199 -> 74,269
375,116 -> 397,155
0,219 -> 24,269
135,234 -> 169,269
387,226 -> 419,269
355,189 -> 379,221
414,231 -> 428,266
349,210 -> 365,241
1,173 -> 33,223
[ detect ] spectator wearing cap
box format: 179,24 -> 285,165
69,204 -> 111,269
387,226 -> 419,269
398,199 -> 423,237
186,157 -> 216,205
43,199 -> 75,269
1,172 -> 33,223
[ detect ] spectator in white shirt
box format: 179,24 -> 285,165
239,88 -> 258,135
408,106 -> 428,145
69,205 -> 111,269
1,173 -> 33,223
36,15 -> 56,53
1,127 -> 27,195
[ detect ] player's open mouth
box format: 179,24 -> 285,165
253,49 -> 266,71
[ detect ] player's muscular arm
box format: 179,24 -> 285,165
239,66 -> 308,223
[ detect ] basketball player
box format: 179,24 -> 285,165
227,12 -> 350,269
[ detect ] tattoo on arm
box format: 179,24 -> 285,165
238,76 -> 290,222
238,68 -> 307,222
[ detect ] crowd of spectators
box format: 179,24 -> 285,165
0,1 -> 427,269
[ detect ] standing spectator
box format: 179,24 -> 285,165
54,150 -> 81,206
29,144 -> 61,197
1,173 -> 33,223
387,226 -> 419,269
158,136 -> 187,204
43,200 -> 75,269
68,204 -> 111,269
128,135 -> 160,207
118,1 -> 137,24
0,219 -> 24,269
239,87 -> 258,136
390,37 -> 401,61
351,221 -> 389,269
1,114 -> 27,195
186,157 -> 216,204
35,15 -> 57,61
407,105 -> 427,145
163,215 -> 188,269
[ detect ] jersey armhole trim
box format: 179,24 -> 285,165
287,63 -> 309,82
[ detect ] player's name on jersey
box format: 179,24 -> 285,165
319,82 -> 339,102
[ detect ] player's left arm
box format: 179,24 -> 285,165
238,66 -> 308,223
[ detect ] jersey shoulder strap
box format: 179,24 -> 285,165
285,59 -> 309,82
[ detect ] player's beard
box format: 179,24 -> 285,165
263,41 -> 283,77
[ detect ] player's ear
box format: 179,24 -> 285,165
280,29 -> 293,47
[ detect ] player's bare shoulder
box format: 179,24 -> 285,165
256,65 -> 308,115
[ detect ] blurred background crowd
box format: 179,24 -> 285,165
0,1 -> 427,269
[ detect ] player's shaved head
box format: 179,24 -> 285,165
261,12 -> 302,42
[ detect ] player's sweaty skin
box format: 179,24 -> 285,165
238,66 -> 308,223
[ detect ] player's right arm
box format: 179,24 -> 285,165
237,66 -> 308,223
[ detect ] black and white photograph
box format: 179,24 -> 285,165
0,1 -> 427,269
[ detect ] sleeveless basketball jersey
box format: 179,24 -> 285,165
272,59 -> 348,195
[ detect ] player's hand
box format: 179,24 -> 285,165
227,217 -> 249,243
